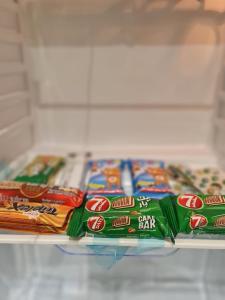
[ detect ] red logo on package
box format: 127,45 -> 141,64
178,194 -> 203,209
87,216 -> 105,232
190,214 -> 208,229
20,183 -> 48,199
86,196 -> 110,212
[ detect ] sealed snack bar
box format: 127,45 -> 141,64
67,194 -> 174,240
14,155 -> 65,184
129,159 -> 172,197
0,181 -> 84,234
174,193 -> 225,235
85,159 -> 125,195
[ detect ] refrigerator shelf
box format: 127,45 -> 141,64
0,234 -> 224,250
0,145 -> 224,253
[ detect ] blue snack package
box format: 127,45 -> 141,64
129,159 -> 173,198
85,159 -> 125,196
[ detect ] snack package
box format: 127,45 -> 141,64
0,181 -> 84,234
67,194 -> 174,240
179,167 -> 225,195
167,165 -> 202,194
14,155 -> 65,184
129,160 -> 172,197
85,159 -> 125,195
174,193 -> 225,235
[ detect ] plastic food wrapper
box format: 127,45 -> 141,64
177,166 -> 225,195
129,159 -> 172,198
0,181 -> 84,234
67,194 -> 174,240
167,165 -> 202,194
174,194 -> 225,235
14,155 -> 65,184
85,159 -> 125,195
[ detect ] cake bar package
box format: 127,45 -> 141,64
67,194 -> 174,240
174,193 -> 225,235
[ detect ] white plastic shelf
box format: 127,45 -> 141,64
0,235 -> 225,251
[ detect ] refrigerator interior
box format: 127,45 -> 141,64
0,0 -> 225,299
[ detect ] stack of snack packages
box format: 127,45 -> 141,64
167,165 -> 225,236
128,159 -> 177,239
0,155 -> 84,234
68,159 -> 176,241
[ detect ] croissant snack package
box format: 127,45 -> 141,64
14,155 -> 65,184
0,181 -> 84,234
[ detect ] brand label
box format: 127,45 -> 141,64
7,202 -> 57,216
112,216 -> 130,227
86,196 -> 110,212
87,215 -> 105,232
205,196 -> 225,206
112,197 -> 134,209
178,194 -> 203,209
190,214 -> 207,229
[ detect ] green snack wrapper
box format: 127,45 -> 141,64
175,194 -> 225,234
14,155 -> 65,184
67,195 -> 174,240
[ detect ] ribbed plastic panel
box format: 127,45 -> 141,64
0,0 -> 33,164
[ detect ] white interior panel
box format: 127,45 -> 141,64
0,43 -> 22,62
91,45 -> 220,106
36,108 -> 212,148
33,48 -> 91,105
0,97 -> 29,130
0,62 -> 25,75
0,1 -> 33,163
0,74 -> 27,96
88,108 -> 212,148
217,99 -> 225,118
221,67 -> 225,92
0,28 -> 22,44
0,122 -> 33,163
25,1 -> 225,151
0,0 -> 19,12
36,108 -> 87,146
0,10 -> 18,31
215,122 -> 225,157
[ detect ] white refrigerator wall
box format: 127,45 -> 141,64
0,0 -> 33,164
22,0 -> 225,153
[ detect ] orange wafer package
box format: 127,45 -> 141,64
0,181 -> 84,234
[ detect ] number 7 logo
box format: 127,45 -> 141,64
190,214 -> 208,229
178,194 -> 203,209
